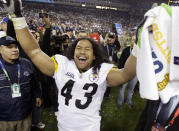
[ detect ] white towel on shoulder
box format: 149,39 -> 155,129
170,7 -> 179,81
137,4 -> 179,103
137,13 -> 159,100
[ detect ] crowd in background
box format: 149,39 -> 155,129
0,2 -> 143,38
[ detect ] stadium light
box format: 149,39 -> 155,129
82,4 -> 86,7
96,5 -> 117,10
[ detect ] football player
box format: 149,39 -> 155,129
2,0 -> 136,130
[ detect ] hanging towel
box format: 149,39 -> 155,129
170,7 -> 179,81
137,12 -> 159,101
137,4 -> 179,103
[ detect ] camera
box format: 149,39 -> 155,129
39,13 -> 48,18
51,34 -> 69,46
108,32 -> 116,39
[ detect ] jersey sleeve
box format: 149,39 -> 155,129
51,55 -> 68,79
51,56 -> 58,73
108,65 -> 118,74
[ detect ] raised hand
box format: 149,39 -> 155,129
3,0 -> 22,17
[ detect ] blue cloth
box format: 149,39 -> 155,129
0,17 -> 9,24
0,56 -> 41,121
118,76 -> 138,106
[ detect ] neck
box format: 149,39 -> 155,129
1,56 -> 15,64
79,69 -> 87,73
5,59 -> 15,64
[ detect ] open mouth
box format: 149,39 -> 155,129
78,56 -> 87,64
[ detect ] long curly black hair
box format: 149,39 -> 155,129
64,37 -> 110,74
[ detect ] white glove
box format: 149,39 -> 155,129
2,0 -> 22,17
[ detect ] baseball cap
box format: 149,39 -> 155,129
108,32 -> 116,38
0,17 -> 9,24
0,36 -> 18,46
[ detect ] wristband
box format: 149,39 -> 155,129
12,17 -> 28,30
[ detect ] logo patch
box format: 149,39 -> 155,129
24,71 -> 30,76
65,72 -> 74,79
0,74 -> 6,80
89,74 -> 99,82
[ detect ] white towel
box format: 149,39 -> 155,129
137,4 -> 179,103
170,7 -> 179,81
137,14 -> 159,100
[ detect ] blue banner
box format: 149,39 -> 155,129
115,23 -> 123,36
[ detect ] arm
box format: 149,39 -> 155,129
15,27 -> 55,76
40,15 -> 52,55
107,54 -> 136,87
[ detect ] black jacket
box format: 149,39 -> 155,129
0,56 -> 41,121
118,46 -> 131,69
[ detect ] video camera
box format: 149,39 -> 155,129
51,34 -> 69,46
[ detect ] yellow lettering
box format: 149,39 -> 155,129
166,51 -> 171,63
166,51 -> 171,58
152,19 -> 171,64
153,31 -> 163,41
163,46 -> 169,52
152,23 -> 159,32
158,39 -> 166,46
157,74 -> 169,91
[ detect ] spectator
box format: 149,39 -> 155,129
0,36 -> 41,131
0,16 -> 8,37
103,32 -> 121,99
117,34 -> 138,108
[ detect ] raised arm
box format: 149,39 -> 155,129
107,54 -> 136,87
16,27 -> 55,76
3,0 -> 55,76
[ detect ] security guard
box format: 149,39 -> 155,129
0,36 -> 41,131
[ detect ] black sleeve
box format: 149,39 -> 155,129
29,63 -> 42,99
40,27 -> 52,56
31,72 -> 42,99
7,19 -> 16,39
118,47 -> 130,69
135,100 -> 160,131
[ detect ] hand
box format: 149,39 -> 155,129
103,39 -> 107,46
36,98 -> 42,107
3,0 -> 22,17
42,16 -> 50,28
41,10 -> 50,28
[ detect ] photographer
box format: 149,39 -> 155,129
50,34 -> 70,55
103,32 -> 120,65
103,32 -> 121,98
